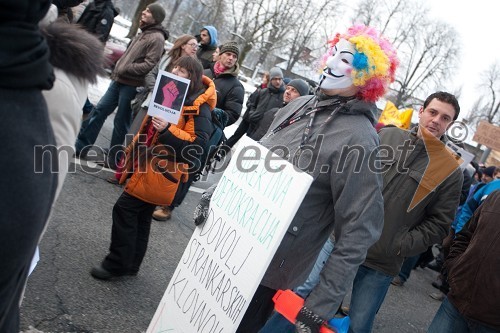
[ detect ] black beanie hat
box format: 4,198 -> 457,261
147,3 -> 166,24
287,79 -> 310,96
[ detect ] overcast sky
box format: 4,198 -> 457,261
337,0 -> 499,121
429,0 -> 500,121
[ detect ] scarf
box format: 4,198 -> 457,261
213,62 -> 227,77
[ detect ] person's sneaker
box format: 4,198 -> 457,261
152,206 -> 172,221
429,292 -> 445,301
391,276 -> 405,287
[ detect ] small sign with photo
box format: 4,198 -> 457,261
148,69 -> 190,125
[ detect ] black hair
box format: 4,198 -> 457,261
423,91 -> 460,120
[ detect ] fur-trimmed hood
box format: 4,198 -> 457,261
41,21 -> 105,84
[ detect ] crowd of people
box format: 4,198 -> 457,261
1,1 -> 499,333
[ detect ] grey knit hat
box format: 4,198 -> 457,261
269,67 -> 283,80
220,41 -> 240,58
147,3 -> 166,24
287,79 -> 309,96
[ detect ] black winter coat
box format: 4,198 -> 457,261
204,65 -> 245,126
245,84 -> 285,138
77,0 -> 119,42
0,0 -> 54,89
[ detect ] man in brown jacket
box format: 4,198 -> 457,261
428,190 -> 500,333
75,3 -> 168,169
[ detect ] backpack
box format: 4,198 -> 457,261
193,108 -> 229,181
77,1 -> 116,42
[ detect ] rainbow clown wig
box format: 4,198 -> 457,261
319,24 -> 399,102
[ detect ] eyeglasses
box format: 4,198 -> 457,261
187,42 -> 199,48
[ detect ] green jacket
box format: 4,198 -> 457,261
364,126 -> 463,276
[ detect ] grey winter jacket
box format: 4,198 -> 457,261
364,126 -> 463,276
258,94 -> 384,319
111,23 -> 167,87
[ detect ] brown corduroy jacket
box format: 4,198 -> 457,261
111,23 -> 167,87
446,190 -> 500,330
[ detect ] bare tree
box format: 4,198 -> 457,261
391,21 -> 459,107
164,0 -> 183,31
353,0 -> 460,108
281,0 -> 340,77
229,0 -> 299,65
126,0 -> 157,38
467,62 -> 500,127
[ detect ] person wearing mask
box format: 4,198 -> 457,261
195,24 -> 399,332
263,91 -> 464,333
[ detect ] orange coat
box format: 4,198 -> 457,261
121,75 -> 216,205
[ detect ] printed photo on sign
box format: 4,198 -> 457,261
148,69 -> 190,125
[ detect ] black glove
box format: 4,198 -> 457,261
295,306 -> 325,333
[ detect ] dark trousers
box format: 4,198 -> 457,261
398,254 -> 420,282
102,192 -> 156,275
236,284 -> 277,333
75,80 -> 137,166
82,98 -> 94,114
0,89 -> 57,332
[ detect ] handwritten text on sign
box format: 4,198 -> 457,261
147,136 -> 313,333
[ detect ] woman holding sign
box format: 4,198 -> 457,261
108,35 -> 199,183
90,56 -> 216,280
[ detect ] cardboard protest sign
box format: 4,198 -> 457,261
147,136 -> 313,333
148,70 -> 190,125
379,101 -> 413,129
473,121 -> 500,151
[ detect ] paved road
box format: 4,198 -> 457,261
19,81 -> 444,332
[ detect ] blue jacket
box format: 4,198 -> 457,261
454,179 -> 500,233
202,25 -> 218,47
197,25 -> 218,69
